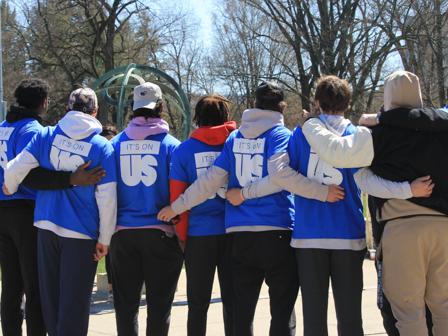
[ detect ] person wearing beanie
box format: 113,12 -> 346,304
108,82 -> 183,336
168,94 -> 236,336
3,87 -> 117,336
158,81 -> 345,335
299,70 -> 448,336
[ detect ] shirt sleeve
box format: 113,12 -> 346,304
22,167 -> 72,190
171,165 -> 228,215
264,130 -> 328,201
302,118 -> 374,168
95,142 -> 117,245
354,168 -> 413,199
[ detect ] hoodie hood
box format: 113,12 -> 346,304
319,114 -> 351,136
384,71 -> 423,111
190,121 -> 237,146
6,105 -> 41,123
124,117 -> 169,140
58,110 -> 102,140
239,108 -> 284,139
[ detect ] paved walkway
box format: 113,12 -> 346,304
88,260 -> 387,335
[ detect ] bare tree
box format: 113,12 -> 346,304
212,0 -> 294,120
157,15 -> 204,102
241,0 -> 402,118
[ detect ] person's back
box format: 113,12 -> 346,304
299,71 -> 448,336
111,131 -> 179,228
169,94 -> 236,336
4,87 -> 117,336
0,117 -> 42,201
0,79 -> 47,336
109,82 -> 183,336
290,119 -> 365,250
371,72 -> 448,336
370,109 -> 448,215
289,76 -> 366,335
216,123 -> 295,230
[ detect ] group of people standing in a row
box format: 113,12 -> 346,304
0,70 -> 446,336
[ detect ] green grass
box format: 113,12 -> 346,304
97,258 -> 107,274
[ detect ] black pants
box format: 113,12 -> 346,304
296,248 -> 365,336
110,229 -> 183,336
185,234 -> 234,336
0,203 -> 46,336
105,254 -> 112,285
37,229 -> 97,336
231,230 -> 298,336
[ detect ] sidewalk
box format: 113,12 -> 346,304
88,260 -> 387,335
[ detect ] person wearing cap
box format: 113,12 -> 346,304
299,71 -> 448,336
3,87 -> 118,336
108,82 -> 183,335
158,81 -> 345,335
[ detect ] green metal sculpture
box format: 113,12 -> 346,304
92,63 -> 191,139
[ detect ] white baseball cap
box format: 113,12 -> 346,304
133,82 -> 162,111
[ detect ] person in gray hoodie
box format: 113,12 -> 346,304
158,81 -> 344,336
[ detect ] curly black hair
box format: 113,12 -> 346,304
14,78 -> 50,109
193,94 -> 230,127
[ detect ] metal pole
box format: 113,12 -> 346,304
0,0 -> 6,121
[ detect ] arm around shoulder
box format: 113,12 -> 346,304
171,165 -> 228,215
302,118 -> 374,168
353,168 -> 412,199
267,151 -> 329,201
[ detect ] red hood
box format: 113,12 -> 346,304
190,121 -> 237,146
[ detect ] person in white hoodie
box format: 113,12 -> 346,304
3,88 -> 117,336
299,71 -> 447,336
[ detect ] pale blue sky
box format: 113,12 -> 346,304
185,0 -> 215,47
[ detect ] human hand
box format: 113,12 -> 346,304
411,175 -> 434,198
226,188 -> 245,206
358,114 -> 379,127
326,184 -> 345,202
2,183 -> 11,196
298,109 -> 311,126
71,161 -> 106,186
157,206 -> 177,222
94,243 -> 108,261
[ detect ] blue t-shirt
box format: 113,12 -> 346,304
289,123 -> 365,250
0,118 -> 43,201
170,138 -> 226,236
26,126 -> 117,239
111,131 -> 180,228
214,126 -> 294,230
